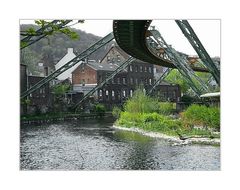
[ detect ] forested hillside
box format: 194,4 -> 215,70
20,24 -> 115,75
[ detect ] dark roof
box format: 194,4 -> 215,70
100,46 -> 130,63
87,61 -> 118,71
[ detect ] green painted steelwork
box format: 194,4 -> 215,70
149,29 -> 209,96
20,32 -> 114,99
147,68 -> 172,95
175,20 -> 220,86
113,20 -> 209,73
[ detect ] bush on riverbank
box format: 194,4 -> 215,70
180,104 -> 220,131
116,89 -> 220,138
117,112 -> 181,136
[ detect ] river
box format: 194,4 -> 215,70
20,118 -> 220,170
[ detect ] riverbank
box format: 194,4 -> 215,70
113,124 -> 220,146
21,112 -> 113,125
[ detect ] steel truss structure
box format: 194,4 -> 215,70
175,20 -> 220,86
148,29 -> 209,97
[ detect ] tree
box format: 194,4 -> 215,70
20,20 -> 84,49
165,69 -> 214,95
52,84 -> 71,112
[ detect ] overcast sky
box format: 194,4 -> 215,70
20,19 -> 220,57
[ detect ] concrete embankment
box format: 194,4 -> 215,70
112,125 -> 220,146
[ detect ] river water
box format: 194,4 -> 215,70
20,118 -> 220,170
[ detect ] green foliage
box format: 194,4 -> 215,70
20,23 -> 114,75
112,106 -> 122,118
165,69 -> 215,95
52,84 -> 70,96
95,104 -> 106,117
21,20 -> 82,49
157,102 -> 175,115
123,89 -> 159,113
117,112 -> 181,136
181,104 -> 220,130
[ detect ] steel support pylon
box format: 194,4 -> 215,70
148,29 -> 209,97
147,68 -> 172,95
175,20 -> 220,86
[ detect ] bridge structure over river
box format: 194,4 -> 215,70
20,20 -> 220,110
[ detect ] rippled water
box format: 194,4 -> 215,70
20,118 -> 220,170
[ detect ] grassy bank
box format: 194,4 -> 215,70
114,89 -> 220,139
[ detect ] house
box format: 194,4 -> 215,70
150,81 -> 181,102
54,48 -> 82,81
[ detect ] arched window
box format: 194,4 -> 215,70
130,89 -> 133,97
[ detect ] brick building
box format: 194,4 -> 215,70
72,46 -> 181,109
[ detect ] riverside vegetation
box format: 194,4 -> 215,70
114,89 -> 220,139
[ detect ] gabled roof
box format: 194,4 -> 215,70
87,61 -> 118,71
100,46 -> 129,63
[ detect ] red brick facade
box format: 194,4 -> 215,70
72,64 -> 97,85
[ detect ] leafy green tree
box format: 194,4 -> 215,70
52,84 -> 70,112
20,20 -> 84,49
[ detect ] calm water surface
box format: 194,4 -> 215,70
20,118 -> 220,170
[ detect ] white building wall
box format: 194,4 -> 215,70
55,48 -> 82,82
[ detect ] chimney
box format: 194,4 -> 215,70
67,48 -> 73,54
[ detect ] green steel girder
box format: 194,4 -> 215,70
149,29 -> 209,96
20,32 -> 114,99
21,20 -> 72,50
113,20 -> 209,73
147,68 -> 172,95
175,20 -> 220,86
73,57 -> 136,110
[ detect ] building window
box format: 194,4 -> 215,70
149,78 -> 152,85
117,77 -> 121,84
140,66 -> 143,72
135,78 -> 138,85
99,89 -> 102,97
144,66 -> 147,72
112,78 -> 115,84
112,90 -> 115,100
81,79 -> 85,85
130,89 -> 133,97
106,90 -> 109,100
129,65 -> 133,72
135,65 -> 138,72
130,77 -> 133,85
149,67 -> 152,73
123,90 -> 126,97
123,77 -> 126,84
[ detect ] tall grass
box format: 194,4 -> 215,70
181,104 -> 220,131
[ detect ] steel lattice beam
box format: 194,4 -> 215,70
147,68 -> 172,95
149,29 -> 209,97
175,20 -> 220,86
20,32 -> 114,99
73,57 -> 136,110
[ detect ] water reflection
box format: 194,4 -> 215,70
20,119 -> 220,170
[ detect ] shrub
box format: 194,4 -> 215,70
157,102 -> 175,115
95,104 -> 106,117
123,89 -> 160,113
181,104 -> 220,130
112,106 -> 122,118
